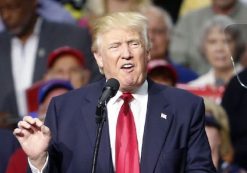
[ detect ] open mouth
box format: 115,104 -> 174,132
121,63 -> 134,72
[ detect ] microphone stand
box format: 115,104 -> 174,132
91,103 -> 107,173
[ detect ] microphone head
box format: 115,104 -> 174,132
105,78 -> 120,97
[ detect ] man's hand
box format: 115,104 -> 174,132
13,116 -> 51,170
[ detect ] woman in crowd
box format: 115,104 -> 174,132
189,16 -> 244,88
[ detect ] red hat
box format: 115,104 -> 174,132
147,59 -> 178,85
47,46 -> 85,69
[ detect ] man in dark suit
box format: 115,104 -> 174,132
14,12 -> 216,173
0,0 -> 100,117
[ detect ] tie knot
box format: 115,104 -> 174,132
120,93 -> 133,103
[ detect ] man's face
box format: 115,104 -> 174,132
0,0 -> 36,35
94,28 -> 150,92
146,12 -> 169,59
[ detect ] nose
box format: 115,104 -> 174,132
121,43 -> 132,59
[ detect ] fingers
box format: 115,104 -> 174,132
23,116 -> 43,127
14,116 -> 49,137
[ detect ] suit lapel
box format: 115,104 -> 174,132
80,79 -> 114,172
1,32 -> 14,86
140,81 -> 174,173
33,20 -> 47,82
0,33 -> 18,113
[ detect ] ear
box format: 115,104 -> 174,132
146,49 -> 151,62
93,52 -> 104,69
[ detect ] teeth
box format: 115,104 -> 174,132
122,64 -> 133,68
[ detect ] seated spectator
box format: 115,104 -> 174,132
189,16 -> 244,89
204,98 -> 247,173
5,79 -> 73,173
141,5 -> 198,83
44,46 -> 90,89
31,79 -> 73,120
170,0 -> 247,75
147,59 -> 177,86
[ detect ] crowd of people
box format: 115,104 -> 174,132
1,0 -> 247,172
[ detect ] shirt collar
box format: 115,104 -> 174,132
109,80 -> 148,105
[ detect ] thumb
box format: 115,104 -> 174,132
41,125 -> 51,137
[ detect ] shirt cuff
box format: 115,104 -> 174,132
28,154 -> 49,173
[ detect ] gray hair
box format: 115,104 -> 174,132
198,15 -> 245,59
140,5 -> 173,39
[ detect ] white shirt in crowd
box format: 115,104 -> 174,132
11,19 -> 41,117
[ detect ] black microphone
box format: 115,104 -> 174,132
97,78 -> 120,107
96,78 -> 119,122
92,78 -> 119,173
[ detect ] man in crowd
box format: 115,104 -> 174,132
14,12 -> 215,173
0,0 -> 99,118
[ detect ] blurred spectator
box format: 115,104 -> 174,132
179,0 -> 211,17
0,0 -> 98,118
141,5 -> 198,83
30,79 -> 73,120
0,129 -> 19,173
0,0 -> 76,31
81,0 -> 151,31
189,16 -> 244,89
5,79 -> 73,173
86,0 -> 151,17
44,46 -> 90,89
204,98 -> 247,173
147,59 -> 177,86
221,68 -> 247,169
152,0 -> 183,23
170,0 -> 247,74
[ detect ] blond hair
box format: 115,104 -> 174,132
204,98 -> 234,162
91,12 -> 151,53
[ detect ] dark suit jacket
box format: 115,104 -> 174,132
43,79 -> 216,173
0,19 -> 100,116
222,69 -> 247,169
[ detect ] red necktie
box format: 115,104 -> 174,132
115,93 -> 140,173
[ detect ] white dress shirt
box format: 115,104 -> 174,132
11,19 -> 42,116
108,80 -> 148,169
29,80 -> 148,173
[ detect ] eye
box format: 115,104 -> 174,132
129,41 -> 140,48
109,43 -> 120,49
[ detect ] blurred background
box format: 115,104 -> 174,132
1,0 -> 247,172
